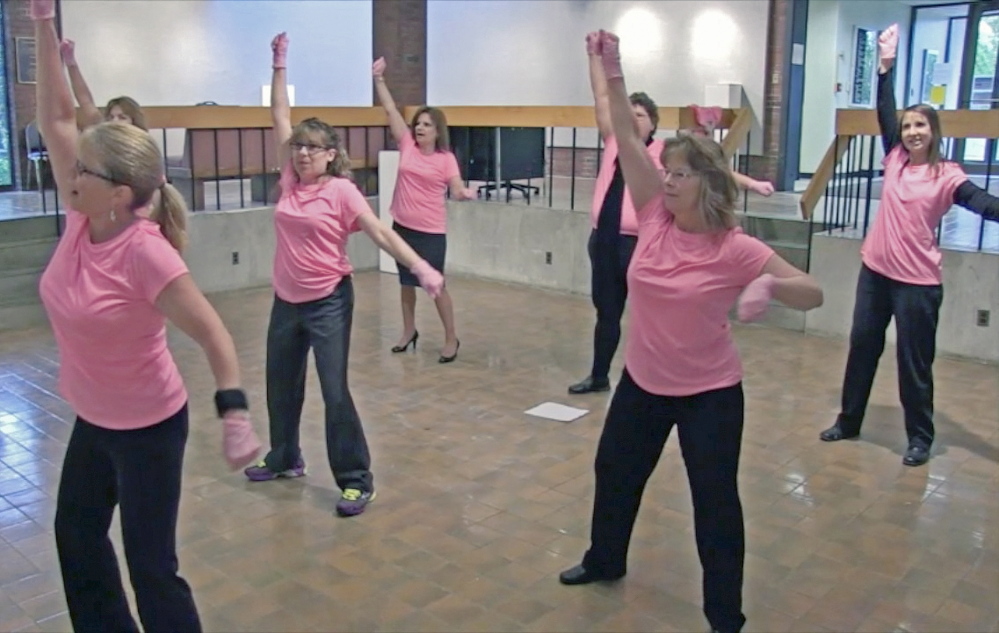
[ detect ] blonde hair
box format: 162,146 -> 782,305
80,122 -> 188,252
104,96 -> 147,131
290,118 -> 352,180
661,133 -> 739,232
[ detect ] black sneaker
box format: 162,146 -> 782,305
902,445 -> 930,467
568,376 -> 610,395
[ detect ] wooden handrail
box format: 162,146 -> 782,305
800,108 -> 998,220
720,107 -> 754,160
836,109 -> 999,138
87,105 -> 748,133
799,135 -> 853,220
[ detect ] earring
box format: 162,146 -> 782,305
110,207 -> 117,222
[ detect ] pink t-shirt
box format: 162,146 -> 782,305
861,146 -> 967,286
591,136 -> 665,237
39,211 -> 189,430
390,133 -> 461,234
273,164 -> 369,304
624,195 -> 774,396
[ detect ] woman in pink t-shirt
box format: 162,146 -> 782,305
820,25 -> 999,467
569,33 -> 778,396
243,34 -> 443,518
30,3 -> 261,631
559,31 -> 823,633
373,57 -> 477,363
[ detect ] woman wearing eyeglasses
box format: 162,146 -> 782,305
31,1 -> 261,630
372,57 -> 477,363
243,34 -> 443,518
559,31 -> 823,633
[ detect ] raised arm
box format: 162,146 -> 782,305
876,24 -> 901,154
954,181 -> 999,223
372,58 -> 411,145
270,32 -> 293,166
598,31 -> 662,212
733,172 -> 774,196
32,0 -> 79,197
586,32 -> 612,140
59,39 -> 103,128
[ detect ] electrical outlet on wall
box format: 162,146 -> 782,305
232,252 -> 240,265
545,252 -> 552,265
976,309 -> 990,327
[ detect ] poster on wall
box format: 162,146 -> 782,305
850,27 -> 878,108
920,49 -> 939,105
15,37 -> 36,85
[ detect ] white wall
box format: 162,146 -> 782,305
60,0 -> 373,107
800,0 -> 913,174
428,0 -> 769,150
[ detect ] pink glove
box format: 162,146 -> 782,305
599,30 -> 623,80
222,411 -> 262,470
410,260 -> 444,299
372,57 -> 386,78
585,32 -> 600,56
879,24 -> 898,63
59,39 -> 76,66
30,0 -> 55,20
737,274 -> 776,323
751,180 -> 775,197
271,32 -> 288,69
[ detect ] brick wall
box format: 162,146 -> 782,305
548,147 -> 600,180
759,0 -> 790,184
372,0 -> 426,109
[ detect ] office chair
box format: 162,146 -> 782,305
24,121 -> 49,192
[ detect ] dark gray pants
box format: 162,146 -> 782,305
264,277 -> 373,492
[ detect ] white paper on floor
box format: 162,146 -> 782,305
525,402 -> 590,423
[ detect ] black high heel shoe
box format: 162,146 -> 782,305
391,331 -> 419,353
438,340 -> 460,364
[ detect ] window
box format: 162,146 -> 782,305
0,7 -> 14,187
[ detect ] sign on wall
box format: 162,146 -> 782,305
15,37 -> 36,85
850,27 -> 878,108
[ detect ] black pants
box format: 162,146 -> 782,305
583,370 -> 746,633
588,230 -> 638,381
55,404 -> 200,633
264,277 -> 373,492
837,264 -> 943,449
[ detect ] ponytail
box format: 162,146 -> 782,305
150,183 -> 189,253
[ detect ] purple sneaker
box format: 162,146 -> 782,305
244,458 -> 306,482
335,489 -> 376,517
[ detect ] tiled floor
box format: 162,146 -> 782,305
0,272 -> 997,633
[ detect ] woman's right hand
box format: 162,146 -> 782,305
598,30 -> 623,80
878,24 -> 898,72
372,57 -> 387,78
30,0 -> 55,21
271,32 -> 289,69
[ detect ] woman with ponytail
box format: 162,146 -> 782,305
243,33 -> 443,518
31,2 -> 261,630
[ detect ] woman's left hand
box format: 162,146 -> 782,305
737,273 -> 776,323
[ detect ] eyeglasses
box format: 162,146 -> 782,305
290,142 -> 332,154
661,168 -> 698,182
75,161 -> 120,184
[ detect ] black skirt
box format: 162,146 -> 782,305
392,221 -> 447,287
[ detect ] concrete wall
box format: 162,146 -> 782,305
807,233 -> 999,364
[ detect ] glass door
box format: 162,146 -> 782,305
956,1 -> 999,173
0,6 -> 15,189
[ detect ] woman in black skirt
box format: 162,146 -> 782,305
373,57 -> 476,363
